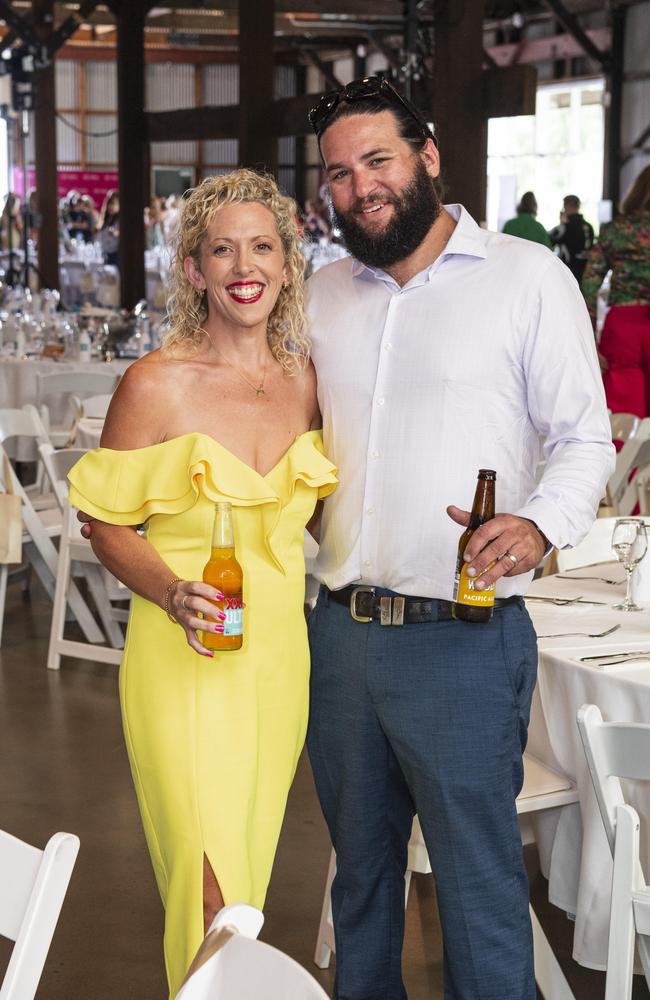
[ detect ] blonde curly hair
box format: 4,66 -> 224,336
164,169 -> 308,373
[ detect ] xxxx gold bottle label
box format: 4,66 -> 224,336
223,596 -> 244,637
453,558 -> 496,607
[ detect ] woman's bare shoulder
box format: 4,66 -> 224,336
100,352 -> 185,449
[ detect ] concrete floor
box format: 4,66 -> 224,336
0,574 -> 648,999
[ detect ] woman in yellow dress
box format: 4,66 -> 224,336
67,170 -> 336,997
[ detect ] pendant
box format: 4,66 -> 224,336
256,387 -> 266,397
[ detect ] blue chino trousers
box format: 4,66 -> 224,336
307,588 -> 538,1000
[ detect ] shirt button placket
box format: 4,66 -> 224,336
360,293 -> 398,580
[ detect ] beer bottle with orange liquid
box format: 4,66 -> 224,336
452,469 -> 497,623
202,502 -> 244,650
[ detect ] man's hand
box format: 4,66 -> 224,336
447,506 -> 547,590
77,509 -> 95,539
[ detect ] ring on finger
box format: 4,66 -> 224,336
502,550 -> 518,568
181,595 -> 190,610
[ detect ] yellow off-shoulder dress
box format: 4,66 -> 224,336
67,430 -> 336,998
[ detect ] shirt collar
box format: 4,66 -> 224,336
350,203 -> 488,283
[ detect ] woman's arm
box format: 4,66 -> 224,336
84,361 -> 227,656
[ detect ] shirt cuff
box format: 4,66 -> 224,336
513,500 -> 570,552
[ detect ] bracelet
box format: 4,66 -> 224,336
163,577 -> 183,624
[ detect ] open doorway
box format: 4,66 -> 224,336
487,77 -> 606,236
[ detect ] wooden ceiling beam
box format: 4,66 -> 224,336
540,0 -> 610,67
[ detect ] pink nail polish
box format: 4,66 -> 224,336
215,591 -> 225,600
214,625 -> 224,632
205,652 -> 214,658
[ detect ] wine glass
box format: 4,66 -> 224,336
611,518 -> 648,611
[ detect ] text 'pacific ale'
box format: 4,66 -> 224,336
202,501 -> 244,650
452,469 -> 497,623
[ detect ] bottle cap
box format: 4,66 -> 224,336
478,469 -> 497,479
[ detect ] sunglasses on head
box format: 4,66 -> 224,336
308,75 -> 436,145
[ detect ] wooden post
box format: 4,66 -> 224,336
33,0 -> 59,290
430,0 -> 488,222
604,6 -> 625,213
115,0 -> 146,308
238,0 -> 276,174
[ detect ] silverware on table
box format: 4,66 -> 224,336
556,575 -> 621,585
580,649 -> 650,664
537,624 -> 621,640
590,655 -> 650,668
525,595 -> 607,606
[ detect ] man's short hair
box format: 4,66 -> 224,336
563,195 -> 581,211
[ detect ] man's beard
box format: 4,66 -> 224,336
332,158 -> 441,270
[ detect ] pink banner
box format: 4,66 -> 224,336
12,167 -> 119,209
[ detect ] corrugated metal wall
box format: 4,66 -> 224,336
86,114 -> 118,165
147,63 -> 197,165
28,57 -> 302,182
86,61 -> 117,110
203,138 -> 238,168
56,113 -> 81,163
55,60 -> 80,109
146,63 -> 195,111
202,64 -> 238,105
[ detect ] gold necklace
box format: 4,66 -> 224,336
204,329 -> 269,398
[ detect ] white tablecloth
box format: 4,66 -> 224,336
0,357 -> 130,459
526,563 -> 650,970
74,417 -> 103,450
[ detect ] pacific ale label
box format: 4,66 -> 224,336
453,559 -> 496,607
223,595 -> 244,637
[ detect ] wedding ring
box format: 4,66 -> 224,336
503,551 -> 518,567
182,595 -> 190,610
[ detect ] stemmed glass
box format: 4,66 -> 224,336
611,518 -> 648,611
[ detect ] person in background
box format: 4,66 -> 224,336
304,196 -> 331,242
549,194 -> 595,283
582,164 -> 650,417
503,190 -> 552,248
163,194 -> 181,245
24,189 -> 41,245
80,194 -> 98,240
0,192 -> 22,251
65,190 -> 92,244
144,198 -> 165,250
98,189 -> 120,267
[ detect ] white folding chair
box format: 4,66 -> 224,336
177,903 -> 329,1000
70,392 -> 112,421
610,413 -> 641,447
46,500 -> 125,670
36,370 -> 118,448
555,516 -> 619,572
577,705 -> 650,1000
607,418 -> 650,516
314,753 -> 579,1000
0,442 -> 104,649
0,829 -> 79,1000
0,405 -> 57,507
39,443 -> 127,656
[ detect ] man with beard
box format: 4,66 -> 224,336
305,76 -> 614,1000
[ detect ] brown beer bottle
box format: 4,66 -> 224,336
452,469 -> 497,623
202,502 -> 244,650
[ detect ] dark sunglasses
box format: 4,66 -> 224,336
308,75 -> 436,145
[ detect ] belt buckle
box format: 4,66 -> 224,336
350,586 -> 375,622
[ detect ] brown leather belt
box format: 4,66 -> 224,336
327,585 -> 520,625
